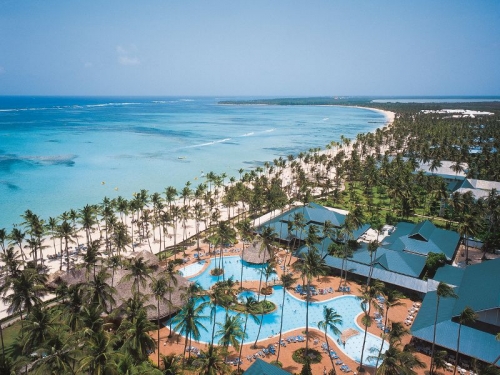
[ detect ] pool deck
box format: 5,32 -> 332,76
152,241 -> 428,374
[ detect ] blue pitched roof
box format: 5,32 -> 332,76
412,259 -> 500,364
244,359 -> 292,375
383,221 -> 460,260
333,245 -> 426,278
433,265 -> 465,287
260,204 -> 349,243
452,258 -> 500,315
324,256 -> 428,293
412,288 -> 500,364
408,221 -> 435,241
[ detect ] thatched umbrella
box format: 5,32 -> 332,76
53,265 -> 191,320
241,240 -> 271,264
129,250 -> 160,269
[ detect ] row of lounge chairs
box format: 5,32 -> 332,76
246,345 -> 276,362
225,357 -> 242,365
338,285 -> 351,293
321,343 -> 339,359
184,346 -> 201,356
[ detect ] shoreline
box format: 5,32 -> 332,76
0,105 -> 395,321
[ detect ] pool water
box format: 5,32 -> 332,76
188,255 -> 277,289
169,256 -> 388,367
179,260 -> 206,277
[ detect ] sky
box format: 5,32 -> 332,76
0,0 -> 499,97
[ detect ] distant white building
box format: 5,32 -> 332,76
452,178 -> 500,200
421,109 -> 494,118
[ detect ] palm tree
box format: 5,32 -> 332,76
237,296 -> 260,373
164,261 -> 179,337
122,256 -> 153,294
276,273 -> 297,364
150,276 -> 170,365
375,289 -> 404,368
87,268 -> 116,314
216,314 -> 245,361
78,330 -> 121,375
2,267 -> 47,320
0,228 -> 6,254
453,307 -> 477,375
118,309 -> 156,362
457,214 -> 481,266
318,306 -> 343,373
80,204 -> 97,245
236,219 -> 254,290
32,326 -> 76,375
46,217 -> 59,257
430,282 -> 458,375
62,284 -> 85,332
81,239 -> 102,279
194,344 -> 230,375
160,354 -> 182,375
376,344 -> 425,375
20,306 -> 56,356
57,220 -> 74,272
293,247 -> 329,356
9,226 -> 26,262
255,225 -> 277,301
215,220 -> 237,279
171,298 -> 209,359
358,280 -> 384,371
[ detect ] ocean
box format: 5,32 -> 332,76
0,96 -> 384,228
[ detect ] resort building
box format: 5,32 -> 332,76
411,258 -> 500,366
414,160 -> 468,191
450,178 -> 500,200
322,220 -> 460,296
261,201 -> 461,296
260,202 -> 370,254
243,358 -> 292,375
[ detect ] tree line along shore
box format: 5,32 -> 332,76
0,101 -> 499,374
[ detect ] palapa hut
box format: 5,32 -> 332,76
242,240 -> 271,264
53,252 -> 191,321
128,250 -> 160,269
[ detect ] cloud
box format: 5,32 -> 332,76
116,45 -> 140,66
118,56 -> 140,66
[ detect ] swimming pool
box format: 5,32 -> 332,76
179,260 -> 206,278
169,256 -> 388,367
188,255 -> 277,289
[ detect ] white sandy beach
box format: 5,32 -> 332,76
0,107 -> 396,321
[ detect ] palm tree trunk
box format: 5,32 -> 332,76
157,300 -> 161,366
430,297 -> 441,375
453,323 -> 463,375
305,280 -> 310,356
238,314 -> 249,373
168,288 -> 173,338
276,288 -> 287,363
325,330 -> 336,373
0,322 -> 5,360
253,295 -> 268,349
375,306 -> 390,369
210,300 -> 218,347
359,301 -> 372,370
240,243 -> 245,290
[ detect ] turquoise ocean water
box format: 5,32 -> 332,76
0,97 -> 385,228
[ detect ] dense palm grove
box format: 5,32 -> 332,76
0,103 -> 499,374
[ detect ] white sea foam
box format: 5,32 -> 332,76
241,132 -> 254,137
86,102 -> 140,108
